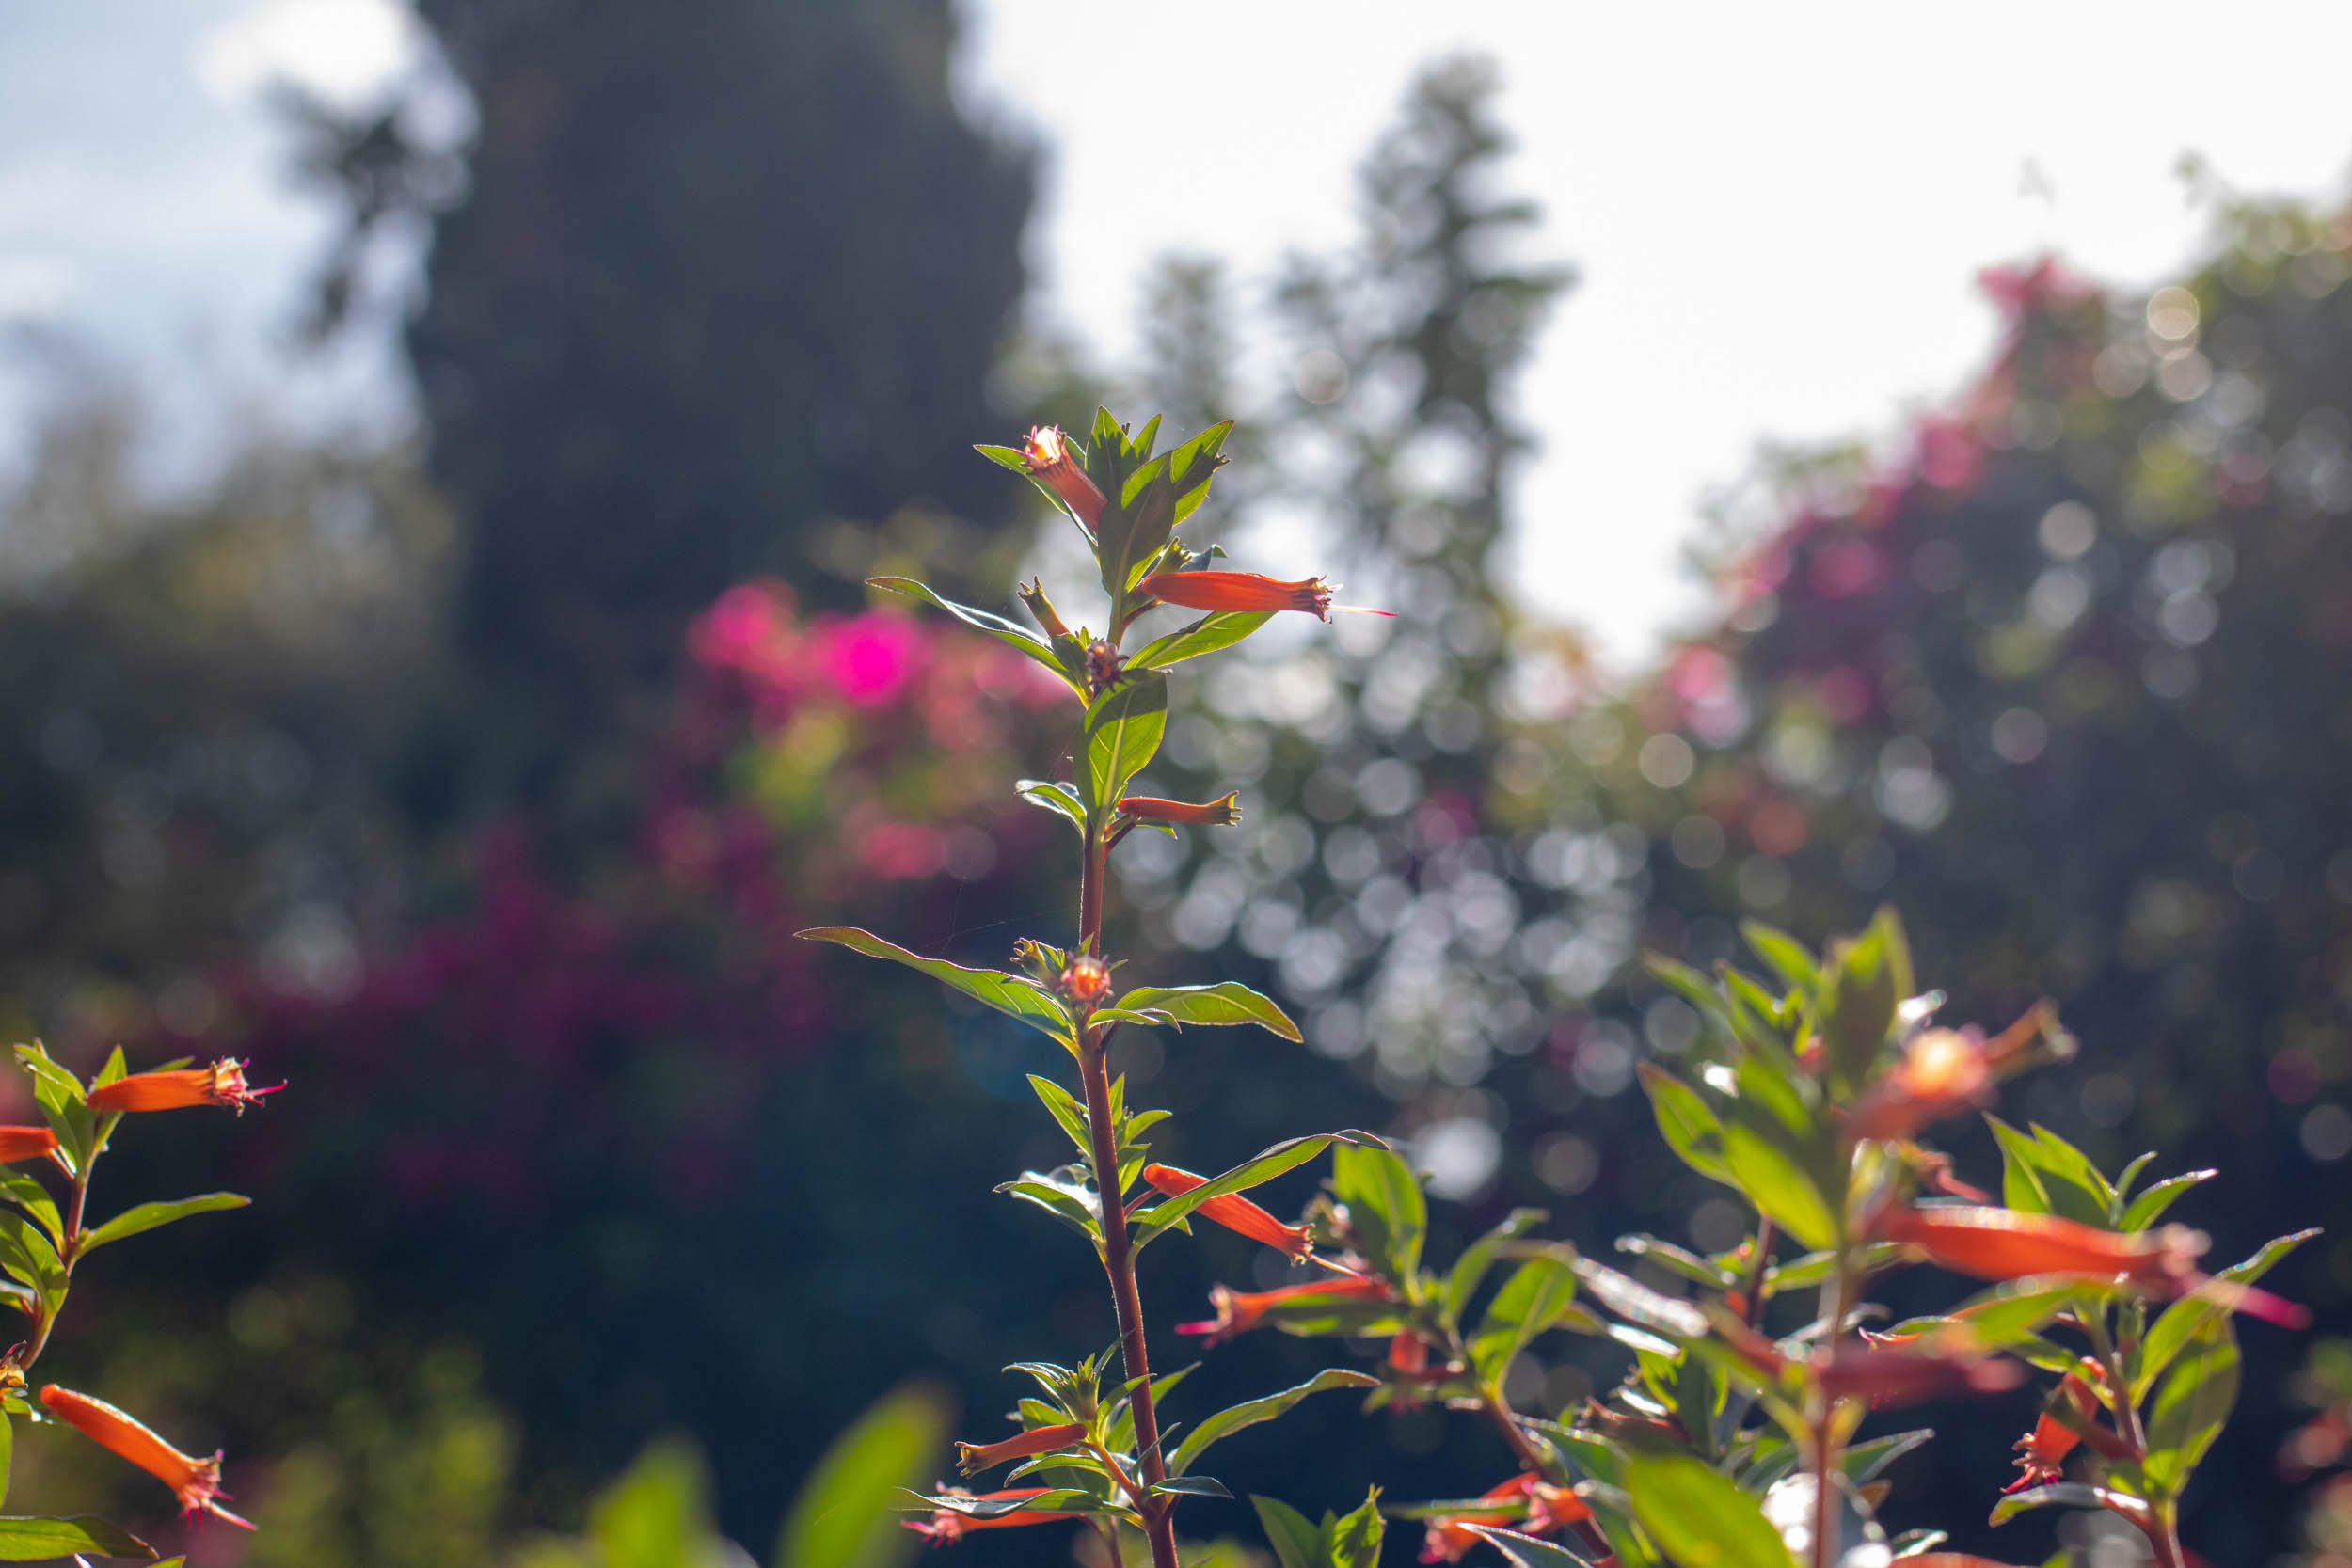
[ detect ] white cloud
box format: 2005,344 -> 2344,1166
0,254 -> 73,322
195,0 -> 420,110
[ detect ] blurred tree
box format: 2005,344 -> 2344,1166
297,0 -> 1038,715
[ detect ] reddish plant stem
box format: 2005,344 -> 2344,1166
1812,1259 -> 1855,1568
19,1158 -> 91,1370
1077,819 -> 1179,1568
1080,1033 -> 1177,1568
2089,1316 -> 2185,1568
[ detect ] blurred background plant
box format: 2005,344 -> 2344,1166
5,0 -> 2352,1562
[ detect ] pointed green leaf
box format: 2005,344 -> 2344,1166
1128,611 -> 1272,672
1150,1474 -> 1232,1499
1167,1370 -> 1376,1476
1078,672 -> 1168,812
1165,421 -> 1232,528
1470,1255 -> 1581,1384
77,1194 -> 250,1256
1015,780 -> 1088,839
1028,1076 -> 1090,1156
0,1514 -> 151,1560
1327,1488 -> 1386,1568
0,1174 -> 59,1249
1738,923 -> 1818,997
1719,1117 -> 1836,1252
2140,1316 -> 2236,1497
798,928 -> 1074,1048
973,442 -> 1031,474
1818,910 -> 1906,1090
1986,1481 -> 2126,1526
866,578 -> 1083,693
1250,1496 -> 1323,1568
1112,982 -> 1300,1041
1640,1066 -> 1732,1184
2119,1170 -> 2215,1232
2135,1227 -> 2314,1398
1331,1143 -> 1426,1281
1443,1208 -> 1548,1328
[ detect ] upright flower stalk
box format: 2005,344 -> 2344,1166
814,411 -> 1380,1568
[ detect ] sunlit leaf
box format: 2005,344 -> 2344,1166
1470,1255 -> 1581,1385
1078,673 -> 1168,812
1462,1524 -> 1598,1566
0,1513 -> 151,1560
1626,1452 -> 1796,1568
78,1194 -> 249,1255
1331,1143 -> 1426,1281
1443,1208 -> 1548,1328
1250,1495 -> 1322,1568
866,578 -> 1082,693
1109,982 -> 1299,1041
798,927 -> 1074,1049
1014,779 -> 1088,838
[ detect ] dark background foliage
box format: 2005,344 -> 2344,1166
2,5 -> 2349,1563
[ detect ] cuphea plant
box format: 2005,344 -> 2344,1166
803,411 -> 2315,1568
0,1042 -> 277,1560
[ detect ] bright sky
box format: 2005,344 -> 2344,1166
4,1 -> 2350,662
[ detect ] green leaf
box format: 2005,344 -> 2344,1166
1112,982 -> 1300,1042
0,1174 -> 59,1249
798,928 -> 1074,1049
2027,1125 -> 2115,1215
1014,780 -> 1088,839
1842,1428 -> 1933,1484
1625,1452 -> 1796,1568
1818,909 -> 1908,1090
1027,1076 -> 1090,1156
1251,1496 -> 1323,1568
1442,1208 -> 1548,1328
2135,1228 -> 2314,1399
1572,1258 -> 1709,1339
1151,1474 -> 1232,1500
0,1412 -> 9,1510
77,1194 -> 249,1256
1719,1117 -> 1836,1252
1128,611 -> 1271,671
1077,672 -> 1168,813
1327,1486 -> 1386,1568
1738,923 -> 1819,997
14,1046 -> 89,1175
1640,1066 -> 1733,1185
1984,1116 -> 2055,1216
0,1215 -> 61,1299
1167,1370 -> 1376,1476
1331,1144 -> 1426,1281
995,1173 -> 1103,1242
590,1438 -> 711,1568
1134,1134 -> 1372,1248
866,578 -> 1082,693
1986,1481 -> 2125,1526
973,442 -> 1031,474
2118,1170 -> 2215,1231
0,1514 -> 151,1560
1165,421 -> 1233,530
1470,1255 -> 1581,1385
1982,1117 -> 2104,1226
2140,1317 -> 2236,1497
1460,1525 -> 1598,1566
1614,1235 -> 1738,1291
776,1386 -> 950,1568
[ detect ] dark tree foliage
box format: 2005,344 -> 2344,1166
399,0 -> 1035,702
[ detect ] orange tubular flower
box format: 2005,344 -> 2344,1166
0,1127 -> 57,1164
1420,1475 -> 1538,1564
1141,1163 -> 1313,1259
40,1386 -> 252,1528
1136,569 -> 1392,623
1119,793 -> 1241,828
2006,1359 -> 2116,1493
1872,1204 -> 2204,1287
903,1487 -> 1077,1545
1020,427 -> 1105,530
87,1058 -> 280,1117
955,1420 -> 1087,1476
1175,1275 -> 1390,1344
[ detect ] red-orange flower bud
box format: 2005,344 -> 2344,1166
1136,569 -> 1357,622
1419,1475 -> 1567,1564
0,1127 -> 57,1164
1016,577 -> 1071,640
1021,427 -> 1105,529
40,1385 -> 252,1528
1142,1163 -> 1313,1259
903,1487 -> 1077,1544
1057,957 -> 1113,1009
1119,793 -> 1241,828
1175,1275 -> 1390,1344
955,1421 -> 1087,1476
87,1058 -> 280,1117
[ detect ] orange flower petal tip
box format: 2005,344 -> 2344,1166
87,1058 -> 282,1117
39,1385 -> 253,1528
